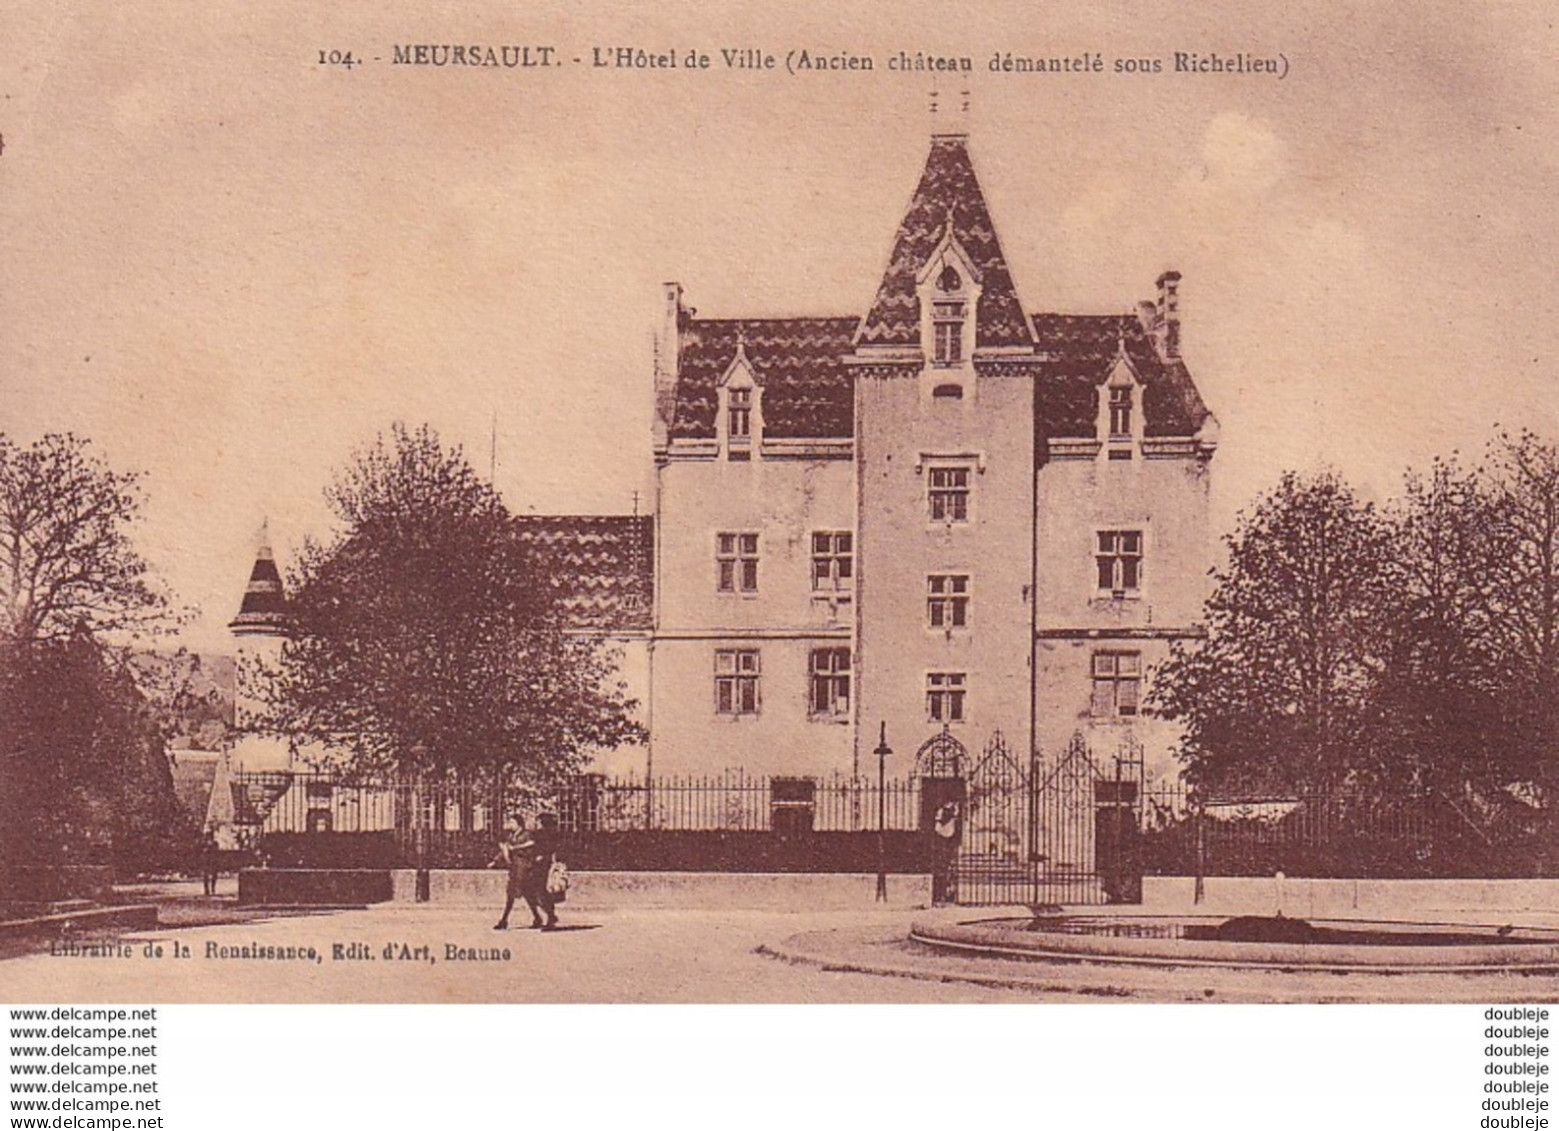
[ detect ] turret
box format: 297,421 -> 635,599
229,520 -> 288,637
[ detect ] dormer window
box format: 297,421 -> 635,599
718,343 -> 761,459
1099,347 -> 1142,459
729,387 -> 752,439
933,312 -> 964,365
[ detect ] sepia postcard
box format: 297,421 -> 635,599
3,0 -> 1559,1006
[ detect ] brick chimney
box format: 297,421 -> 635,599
1155,270 -> 1181,360
653,282 -> 684,449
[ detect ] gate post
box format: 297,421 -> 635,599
1027,751 -> 1041,863
1193,801 -> 1206,906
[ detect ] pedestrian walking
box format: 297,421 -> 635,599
490,819 -> 540,931
526,812 -> 563,931
200,829 -> 221,897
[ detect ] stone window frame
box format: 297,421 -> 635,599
1091,650 -> 1142,719
808,647 -> 852,720
715,648 -> 762,716
1094,529 -> 1144,599
716,531 -> 760,595
926,671 -> 967,724
927,573 -> 971,630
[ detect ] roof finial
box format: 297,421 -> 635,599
929,88 -> 939,119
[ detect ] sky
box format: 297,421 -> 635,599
3,1 -> 1558,652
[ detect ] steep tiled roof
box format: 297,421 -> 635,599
230,531 -> 288,634
511,515 -> 654,632
1032,314 -> 1212,441
669,317 -> 858,440
856,134 -> 1033,350
663,138 -> 1211,445
668,311 -> 1210,443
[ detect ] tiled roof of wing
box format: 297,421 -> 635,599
1032,313 -> 1212,440
511,515 -> 654,632
669,316 -> 859,440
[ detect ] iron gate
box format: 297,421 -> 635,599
919,729 -> 1145,907
953,732 -> 1037,906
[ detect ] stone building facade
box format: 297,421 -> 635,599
232,132 -> 1217,787
647,133 -> 1217,783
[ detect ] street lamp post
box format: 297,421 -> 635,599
873,722 -> 892,903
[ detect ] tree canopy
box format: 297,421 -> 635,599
0,431 -> 190,878
0,633 -> 191,872
1150,472 -> 1397,794
1152,432 -> 1559,803
0,433 -> 168,646
257,424 -> 643,790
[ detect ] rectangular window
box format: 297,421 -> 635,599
933,316 -> 964,366
715,649 -> 761,716
928,466 -> 971,523
728,387 -> 751,439
810,532 -> 854,592
926,672 -> 967,723
932,301 -> 965,366
1109,385 -> 1132,437
1096,530 -> 1143,596
1091,652 -> 1141,718
808,648 -> 851,718
927,574 -> 970,629
717,532 -> 760,594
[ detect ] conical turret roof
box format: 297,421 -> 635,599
229,521 -> 288,636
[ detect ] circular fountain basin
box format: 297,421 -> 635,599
909,914 -> 1559,973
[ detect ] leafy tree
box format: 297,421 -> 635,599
0,433 -> 168,645
1149,471 -> 1398,794
1481,429 -> 1559,790
0,433 -> 188,882
0,632 -> 194,876
1374,457 -> 1512,793
256,425 -> 643,798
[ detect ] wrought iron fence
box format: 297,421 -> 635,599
555,772 -> 922,834
237,769 -> 926,867
234,767 -> 1553,881
1136,784 -> 1549,879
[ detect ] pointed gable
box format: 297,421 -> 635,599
856,134 -> 1034,351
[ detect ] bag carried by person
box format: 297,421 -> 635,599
545,860 -> 569,901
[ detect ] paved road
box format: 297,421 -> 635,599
10,892 -> 1559,1003
0,904 -> 1027,1004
